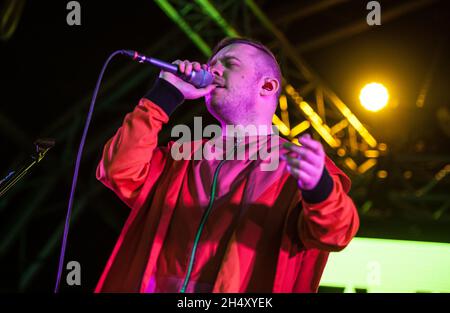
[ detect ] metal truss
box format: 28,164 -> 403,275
153,0 -> 450,224
155,0 -> 384,177
1,0 -> 448,292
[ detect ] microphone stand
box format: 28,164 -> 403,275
0,138 -> 55,198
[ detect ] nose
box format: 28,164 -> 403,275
209,63 -> 223,77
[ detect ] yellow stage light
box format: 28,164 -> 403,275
359,83 -> 389,112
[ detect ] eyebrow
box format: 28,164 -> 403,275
222,55 -> 241,62
209,55 -> 241,65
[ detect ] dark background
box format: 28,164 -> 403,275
0,0 -> 449,292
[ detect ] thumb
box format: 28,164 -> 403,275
198,84 -> 216,96
185,83 -> 216,100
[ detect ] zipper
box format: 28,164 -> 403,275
180,138 -> 240,293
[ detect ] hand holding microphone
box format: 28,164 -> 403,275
122,50 -> 217,100
159,60 -> 217,100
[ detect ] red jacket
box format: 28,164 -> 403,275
94,96 -> 359,293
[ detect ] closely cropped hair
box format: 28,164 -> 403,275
209,37 -> 282,99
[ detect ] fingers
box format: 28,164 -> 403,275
283,134 -> 324,166
284,144 -> 321,167
298,133 -> 323,154
284,135 -> 321,155
193,62 -> 201,72
185,62 -> 193,77
165,59 -> 215,99
280,150 -> 297,161
282,135 -> 326,190
286,162 -> 320,190
173,60 -> 204,77
286,165 -> 313,188
172,60 -> 184,73
285,156 -> 317,177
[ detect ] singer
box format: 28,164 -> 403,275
94,37 -> 359,293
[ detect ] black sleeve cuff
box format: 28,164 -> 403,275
301,167 -> 334,204
144,78 -> 185,116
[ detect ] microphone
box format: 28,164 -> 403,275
121,50 -> 214,88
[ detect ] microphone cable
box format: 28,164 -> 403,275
54,49 -> 214,292
54,50 -> 125,293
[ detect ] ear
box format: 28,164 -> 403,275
260,77 -> 280,97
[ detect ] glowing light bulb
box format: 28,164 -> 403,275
359,83 -> 389,112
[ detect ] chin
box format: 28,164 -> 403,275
205,90 -> 220,105
205,100 -> 226,121
206,94 -> 222,109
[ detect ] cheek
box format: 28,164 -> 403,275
231,74 -> 252,89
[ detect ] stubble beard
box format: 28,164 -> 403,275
206,86 -> 258,127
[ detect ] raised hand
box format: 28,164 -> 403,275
282,134 -> 326,191
159,60 -> 216,100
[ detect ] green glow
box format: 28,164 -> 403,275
154,0 -> 212,56
320,237 -> 450,292
195,0 -> 239,37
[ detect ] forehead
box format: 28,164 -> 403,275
209,43 -> 259,62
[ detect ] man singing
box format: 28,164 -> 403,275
94,37 -> 359,293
